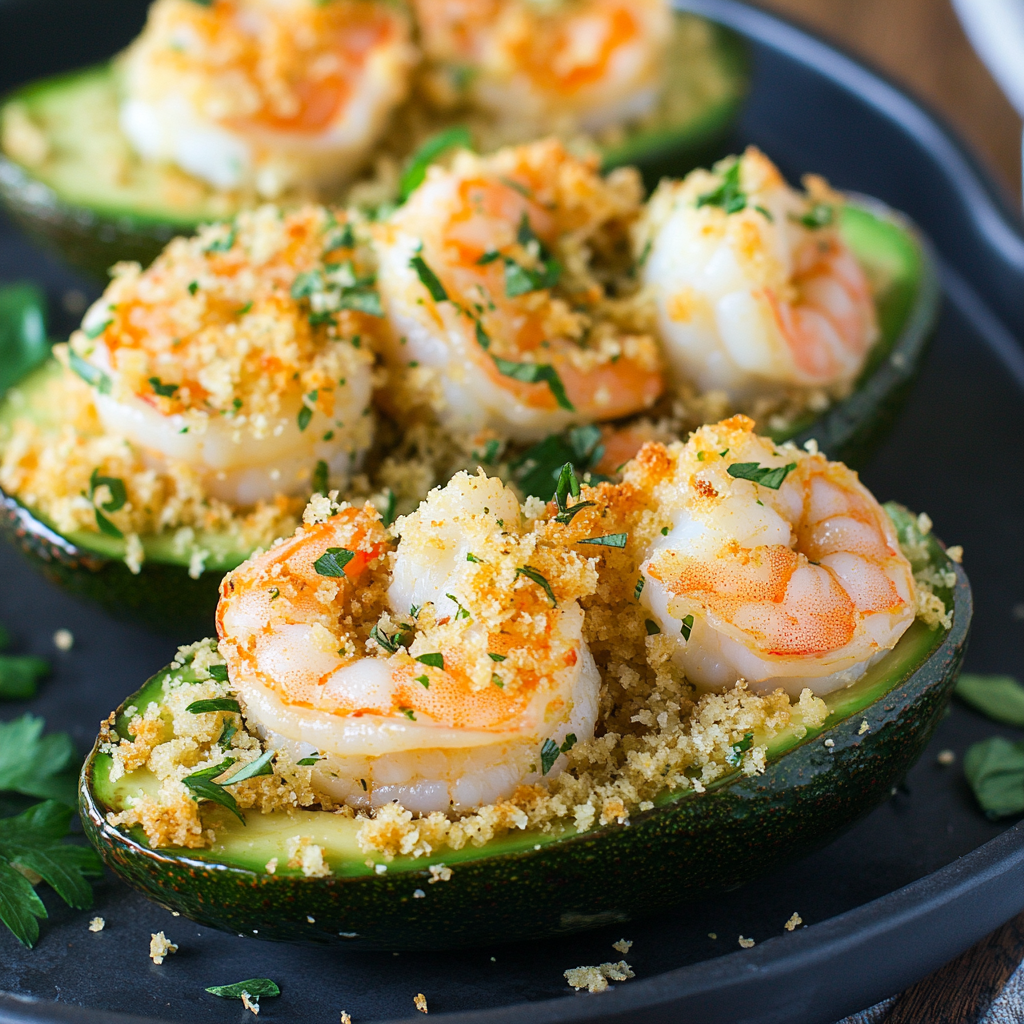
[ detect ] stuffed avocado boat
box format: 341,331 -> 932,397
0,0 -> 747,280
80,417 -> 970,950
0,143 -> 938,635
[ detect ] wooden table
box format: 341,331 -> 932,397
750,0 -> 1023,206
747,3 -> 1024,1019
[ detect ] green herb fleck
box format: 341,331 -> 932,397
68,352 -> 112,394
446,593 -> 471,619
540,733 -> 578,775
645,619 -> 661,635
727,461 -> 797,489
578,533 -> 627,549
410,254 -> 448,302
492,357 -> 573,411
204,227 -> 235,253
182,758 -> 244,824
221,749 -> 275,785
696,161 -> 746,214
187,698 -> 241,715
188,281 -> 199,295
488,653 -> 506,662
415,653 -> 444,670
399,125 -> 472,199
515,566 -> 557,606
148,376 -> 179,398
726,731 -> 754,766
313,547 -> 356,577
83,319 -> 112,340
634,577 -> 645,601
218,721 -> 237,748
0,715 -> 78,804
205,979 -> 280,1002
400,707 -> 416,721
312,459 -> 329,496
680,614 -> 694,641
297,405 -> 313,432
297,755 -> 321,766
415,675 -> 430,688
370,625 -> 401,654
794,203 -> 834,229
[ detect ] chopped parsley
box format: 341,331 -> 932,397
208,663 -> 229,682
726,732 -> 754,766
515,566 -> 557,606
794,203 -> 835,229
634,577 -> 645,601
89,468 -> 127,538
83,319 -> 112,340
399,125 -> 473,199
696,161 -> 746,214
400,707 -> 416,721
579,533 -> 627,549
370,625 -> 402,654
297,405 -> 313,432
188,281 -> 199,295
446,593 -> 471,619
186,698 -> 241,715
204,227 -> 236,253
492,674 -> 504,688
540,733 -> 578,775
297,755 -> 322,766
311,459 -> 329,496
236,301 -> 252,316
466,552 -> 483,563
488,653 -> 506,662
415,675 -> 430,688
510,424 -> 604,500
410,253 -> 448,302
727,461 -> 797,489
380,488 -> 397,527
503,214 -> 562,296
645,619 -> 661,635
68,351 -> 111,394
313,547 -> 356,577
148,376 -> 179,398
415,653 -> 445,670
680,614 -> 694,641
492,357 -> 573,411
221,749 -> 275,785
182,758 -> 244,824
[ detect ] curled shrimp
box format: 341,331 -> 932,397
414,0 -> 671,133
618,415 -> 915,696
374,138 -> 664,441
636,147 -> 879,400
65,205 -> 380,506
120,0 -> 415,197
217,470 -> 600,812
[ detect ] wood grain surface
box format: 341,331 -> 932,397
749,0 -> 1024,205
882,910 -> 1024,1023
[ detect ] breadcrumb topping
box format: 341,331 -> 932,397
564,960 -> 634,993
149,931 -> 177,964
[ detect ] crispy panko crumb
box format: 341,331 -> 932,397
784,913 -> 802,932
88,917 -> 105,933
265,857 -> 278,875
414,993 -> 428,1014
341,1013 -> 352,1024
564,961 -> 635,993
53,628 -> 74,651
286,835 -> 332,878
946,545 -> 963,564
149,931 -> 177,964
427,864 -> 452,884
738,936 -> 755,949
612,939 -> 633,955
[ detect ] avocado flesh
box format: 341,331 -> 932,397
80,507 -> 970,948
0,15 -> 748,279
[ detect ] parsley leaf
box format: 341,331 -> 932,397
370,625 -> 402,654
297,755 -> 321,766
696,161 -> 746,215
148,377 -> 179,398
726,732 -> 754,766
680,613 -> 694,641
206,979 -> 281,1001
511,424 -> 604,500
964,737 -> 1024,819
89,469 -> 126,512
794,203 -> 834,229
492,357 -> 573,411
515,566 -> 557,606
400,125 -> 472,200
311,459 -> 329,496
955,674 -> 1024,726
221,749 -> 275,785
579,533 -> 627,549
727,461 -> 796,490
540,733 -> 577,775
488,653 -> 506,662
634,577 -> 645,601
554,461 -> 580,510
68,352 -> 111,394
0,655 -> 49,700
313,547 -> 356,577
645,619 -> 661,635
204,226 -> 236,253
186,698 -> 241,714
182,758 -> 244,824
208,664 -> 229,682
297,405 -> 313,432
415,653 -> 444,670
0,283 -> 49,395
0,800 -> 103,947
0,715 -> 78,804
410,254 -> 448,302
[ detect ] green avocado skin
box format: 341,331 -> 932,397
0,489 -> 220,638
79,569 -> 970,950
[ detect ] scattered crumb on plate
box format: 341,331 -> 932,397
738,936 -> 755,949
241,992 -> 259,1016
88,917 -> 105,933
937,749 -> 956,766
341,1013 -> 352,1024
564,961 -> 635,993
784,913 -> 803,932
149,931 -> 177,964
413,888 -> 426,898
53,628 -> 74,651
708,932 -> 717,940
428,863 -> 452,883
612,939 -> 633,955
858,720 -> 869,735
414,992 -> 428,1013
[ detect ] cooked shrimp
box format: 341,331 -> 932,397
622,415 -> 915,696
636,147 -> 879,400
119,0 -> 415,198
374,138 -> 664,440
217,471 -> 601,812
64,205 -> 379,506
414,0 -> 671,135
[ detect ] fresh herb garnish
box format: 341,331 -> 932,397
446,593 -> 471,619
466,552 -> 483,563
88,468 -> 127,538
399,125 -> 472,200
297,405 -> 313,432
311,459 -> 329,496
410,253 -> 448,302
634,577 -> 645,601
400,707 -> 416,721
0,628 -> 49,701
955,674 -> 1024,726
187,698 -> 241,715
68,352 -> 112,394
221,749 -> 275,785
488,653 -> 506,662
696,161 -> 746,214
148,377 -> 179,398
794,203 -> 834,229
503,214 -> 562,296
680,614 -> 694,641
727,461 -> 796,490
188,281 -> 199,295
313,547 -> 356,577
726,732 -> 754,766
83,319 -> 112,340
554,461 -> 580,509
476,250 -> 501,265
511,424 -> 604,500
208,664 -> 229,682
415,653 -> 444,670
540,733 -> 578,775
492,357 -> 573,411
204,227 -> 236,253
0,715 -> 78,804
337,287 -> 383,317
205,979 -> 281,1003
515,566 -> 557,606
579,533 -> 627,549
297,755 -> 321,766
415,675 -> 430,688
182,758 -> 244,824
218,721 -> 237,748
0,801 -> 103,947
370,625 -> 401,654
645,619 -> 661,635
964,737 -> 1024,818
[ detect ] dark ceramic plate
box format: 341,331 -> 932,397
1,1 -> 1024,1022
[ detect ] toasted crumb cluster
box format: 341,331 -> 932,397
149,931 -> 177,964
564,960 -> 635,993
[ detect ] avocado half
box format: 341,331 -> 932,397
0,199 -> 937,635
79,506 -> 970,950
0,15 -> 748,279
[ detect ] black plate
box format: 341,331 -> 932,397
2,1 -> 1024,1022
